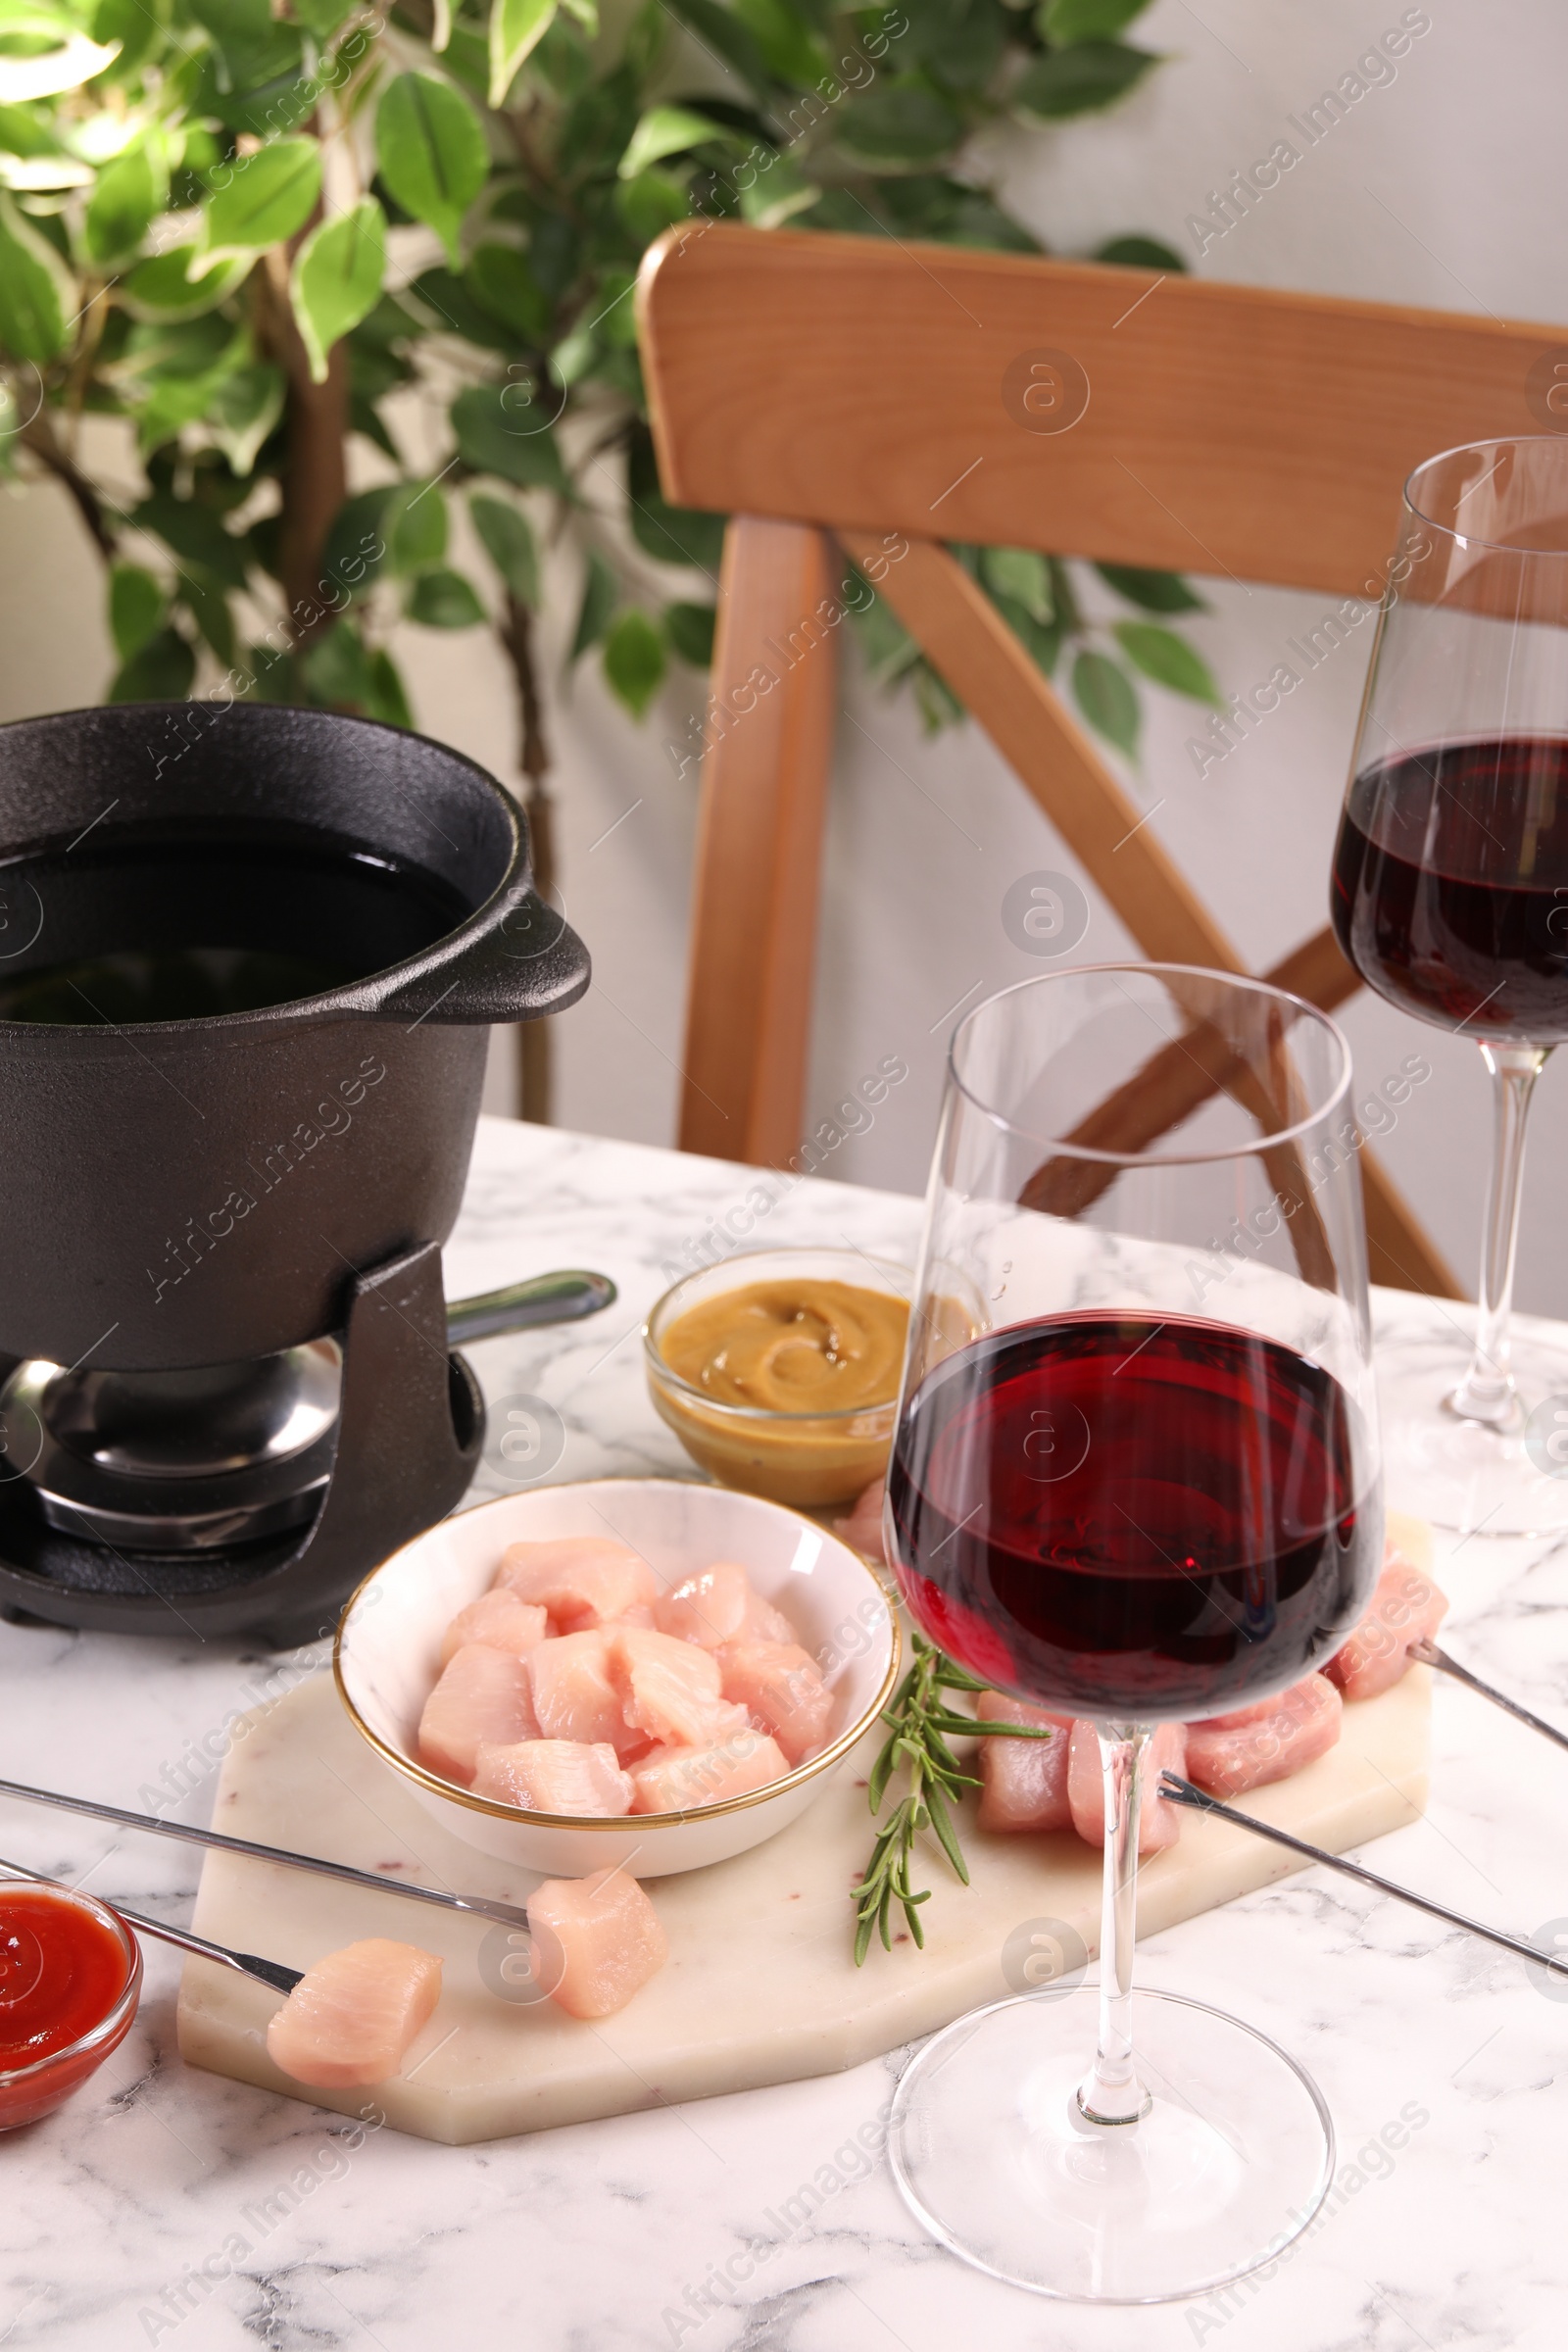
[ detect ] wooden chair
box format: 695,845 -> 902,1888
636,221 -> 1565,1294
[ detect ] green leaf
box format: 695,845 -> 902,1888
569,546 -> 616,661
627,423 -> 724,573
108,562 -> 165,662
108,625 -> 195,704
290,197 -> 385,384
992,592 -> 1062,679
121,244 -> 253,321
1013,42 -> 1159,119
489,0 -> 558,107
731,0 -> 830,86
186,0 -> 271,57
244,641 -> 299,703
134,339 -> 248,459
1112,619 -> 1222,705
1095,561 -> 1204,612
603,607 -> 665,717
662,0 -> 770,98
1094,233 -> 1186,272
291,0 -> 356,34
89,0 -> 163,73
0,102 -> 62,161
0,24 -> 120,104
614,165 -> 694,245
836,78 -> 964,171
1072,648 -> 1139,755
365,647 -> 414,728
383,477 -> 448,574
980,547 -> 1053,624
1042,0 -> 1152,41
304,615 -> 372,708
84,143 -> 160,266
663,599 -> 714,666
375,72 -> 488,268
196,137 -> 319,273
618,103 -> 734,178
451,381 -> 567,492
406,564 -> 486,626
207,361 -> 283,475
470,492 -> 538,608
129,487 -> 251,588
466,243 -> 550,341
320,485 -> 393,598
409,265 -> 513,352
0,190 -> 70,362
178,566 -> 235,666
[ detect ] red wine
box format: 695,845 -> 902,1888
1332,734 -> 1568,1041
886,1313 -> 1376,1720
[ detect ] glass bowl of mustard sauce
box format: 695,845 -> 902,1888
644,1249 -> 912,1508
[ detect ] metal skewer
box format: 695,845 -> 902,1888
1406,1637 -> 1568,1756
0,1773 -> 531,1934
0,1852 -> 302,1995
1159,1772 -> 1567,1981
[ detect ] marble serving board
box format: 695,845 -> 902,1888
177,1661 -> 1432,2146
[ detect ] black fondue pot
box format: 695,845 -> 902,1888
0,703 -> 592,1642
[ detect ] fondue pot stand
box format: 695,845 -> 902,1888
0,704 -> 595,1642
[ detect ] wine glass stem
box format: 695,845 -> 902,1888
1078,1722 -> 1153,2128
1449,1042 -> 1549,1426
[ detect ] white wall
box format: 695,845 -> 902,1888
5,0 -> 1568,1308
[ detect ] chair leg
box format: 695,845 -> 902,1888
678,515 -> 842,1165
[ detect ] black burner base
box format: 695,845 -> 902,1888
0,1243 -> 482,1643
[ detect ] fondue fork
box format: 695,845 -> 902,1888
0,1852 -> 302,1994
1159,1773 -> 1567,1981
0,1774 -> 532,1935
1404,1637 -> 1568,1757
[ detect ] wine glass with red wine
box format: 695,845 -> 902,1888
883,964 -> 1380,2304
1332,435 -> 1568,1535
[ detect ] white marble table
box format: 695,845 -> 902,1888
3,1115 -> 1566,2352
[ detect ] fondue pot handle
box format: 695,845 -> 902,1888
447,1270 -> 616,1343
368,886 -> 589,1026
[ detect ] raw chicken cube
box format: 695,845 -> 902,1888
653,1560 -> 794,1650
611,1626 -> 747,1748
418,1644 -> 539,1787
716,1640 -> 834,1765
976,1691 -> 1073,1833
472,1739 -> 634,1816
495,1538 -> 659,1633
439,1589 -> 549,1668
1325,1550 -> 1448,1703
628,1727 -> 791,1813
1067,1720 -> 1187,1853
530,1630 -> 642,1756
1186,1675 -> 1343,1797
527,1869 -> 667,2020
266,1939 -> 442,2087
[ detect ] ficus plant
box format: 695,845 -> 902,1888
0,0 -> 1217,1116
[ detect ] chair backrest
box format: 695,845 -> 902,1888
637,220 -> 1564,1294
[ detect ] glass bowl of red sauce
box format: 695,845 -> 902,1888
0,1875 -> 142,2130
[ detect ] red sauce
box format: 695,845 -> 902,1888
0,1888 -> 129,2068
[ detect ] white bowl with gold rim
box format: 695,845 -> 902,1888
333,1479 -> 899,1878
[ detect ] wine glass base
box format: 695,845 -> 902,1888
1377,1328 -> 1568,1537
888,1985 -> 1333,2305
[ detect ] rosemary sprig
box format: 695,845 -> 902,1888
852,1632 -> 1054,1965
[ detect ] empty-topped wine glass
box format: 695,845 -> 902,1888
1332,435 -> 1568,1535
883,963 -> 1381,2304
